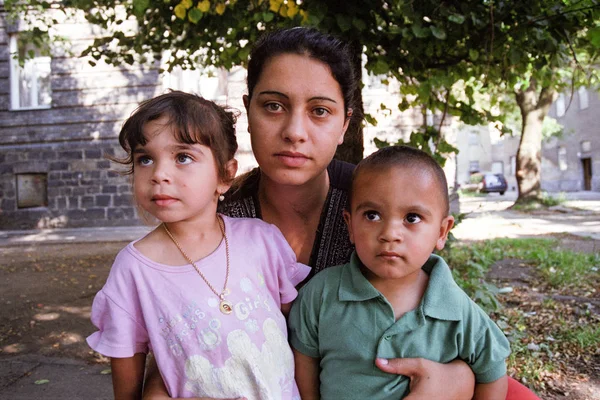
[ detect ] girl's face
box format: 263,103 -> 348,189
133,116 -> 236,224
244,53 -> 351,187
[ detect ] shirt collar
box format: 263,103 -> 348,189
338,252 -> 465,321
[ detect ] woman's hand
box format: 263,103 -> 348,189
375,358 -> 475,400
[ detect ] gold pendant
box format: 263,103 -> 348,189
219,299 -> 233,315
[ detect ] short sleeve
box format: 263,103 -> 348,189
86,289 -> 149,358
264,224 -> 311,305
462,306 -> 511,383
288,279 -> 322,358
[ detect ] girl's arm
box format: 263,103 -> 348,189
111,353 -> 147,400
293,349 -> 320,400
375,358 -> 475,400
474,375 -> 508,400
142,357 -> 247,400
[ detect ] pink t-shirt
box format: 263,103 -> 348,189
87,216 -> 309,399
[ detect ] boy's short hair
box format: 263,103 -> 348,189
348,145 -> 450,216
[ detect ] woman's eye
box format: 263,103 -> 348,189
265,103 -> 283,112
313,107 -> 330,117
364,211 -> 381,221
176,154 -> 193,164
406,213 -> 422,224
137,156 -> 152,166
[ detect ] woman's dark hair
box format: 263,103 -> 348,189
348,145 -> 451,216
115,91 -> 238,181
247,27 -> 359,116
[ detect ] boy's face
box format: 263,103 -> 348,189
343,165 -> 454,283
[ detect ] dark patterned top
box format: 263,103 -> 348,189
218,159 -> 355,280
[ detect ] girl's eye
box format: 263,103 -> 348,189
265,102 -> 283,112
406,213 -> 422,224
137,156 -> 153,166
313,107 -> 330,117
364,211 -> 381,222
176,154 -> 193,164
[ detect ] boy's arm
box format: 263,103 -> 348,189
111,353 -> 147,400
293,349 -> 320,400
474,375 -> 508,400
376,358 -> 475,400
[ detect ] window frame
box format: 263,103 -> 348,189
9,34 -> 52,111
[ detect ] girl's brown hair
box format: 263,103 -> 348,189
115,91 -> 238,181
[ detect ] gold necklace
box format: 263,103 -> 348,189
162,216 -> 233,315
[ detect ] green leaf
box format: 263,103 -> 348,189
352,17 -> 367,32
336,15 -> 352,32
469,49 -> 479,61
133,0 -> 149,17
430,25 -> 447,40
34,379 -> 50,385
263,11 -> 274,22
188,8 -> 203,23
372,59 -> 390,75
448,14 -> 465,24
412,24 -> 430,38
174,4 -> 187,19
588,27 -> 600,48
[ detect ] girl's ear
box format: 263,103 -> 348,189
217,159 -> 238,195
435,215 -> 455,251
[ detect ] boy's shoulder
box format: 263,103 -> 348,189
299,263 -> 347,294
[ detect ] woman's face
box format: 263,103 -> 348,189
245,53 -> 350,187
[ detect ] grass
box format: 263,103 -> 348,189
442,238 -> 600,394
511,191 -> 568,211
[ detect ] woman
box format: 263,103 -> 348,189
143,27 -> 538,400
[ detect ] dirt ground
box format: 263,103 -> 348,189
0,234 -> 598,399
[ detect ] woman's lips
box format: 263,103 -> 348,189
275,151 -> 309,168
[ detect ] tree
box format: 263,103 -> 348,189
8,0 -> 600,202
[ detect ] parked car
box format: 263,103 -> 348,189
478,172 -> 508,195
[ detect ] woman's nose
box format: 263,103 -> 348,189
281,110 -> 309,143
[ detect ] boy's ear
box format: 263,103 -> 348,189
435,215 -> 455,251
218,159 -> 238,195
342,210 -> 355,244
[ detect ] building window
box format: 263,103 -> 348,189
558,146 -> 568,171
469,160 -> 480,173
578,87 -> 589,110
162,65 -> 228,102
581,140 -> 591,152
9,35 -> 52,110
468,132 -> 479,145
16,173 -> 48,208
555,93 -> 566,117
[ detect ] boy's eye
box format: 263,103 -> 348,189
406,213 -> 422,224
137,156 -> 153,166
176,154 -> 193,164
364,211 -> 381,222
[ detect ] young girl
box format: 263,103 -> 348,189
87,91 -> 309,399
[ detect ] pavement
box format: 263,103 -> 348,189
0,190 -> 599,399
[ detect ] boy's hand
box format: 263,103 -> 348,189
375,358 -> 475,400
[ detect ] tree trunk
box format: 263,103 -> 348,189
334,40 -> 364,164
514,83 -> 554,204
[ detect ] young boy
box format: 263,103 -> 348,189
288,145 -> 510,400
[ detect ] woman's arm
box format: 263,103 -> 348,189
375,358 -> 475,400
142,357 -> 248,400
111,353 -> 147,400
293,349 -> 320,400
474,376 -> 508,400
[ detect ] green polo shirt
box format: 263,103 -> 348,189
289,252 -> 510,400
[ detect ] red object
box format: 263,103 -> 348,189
506,377 -> 540,400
